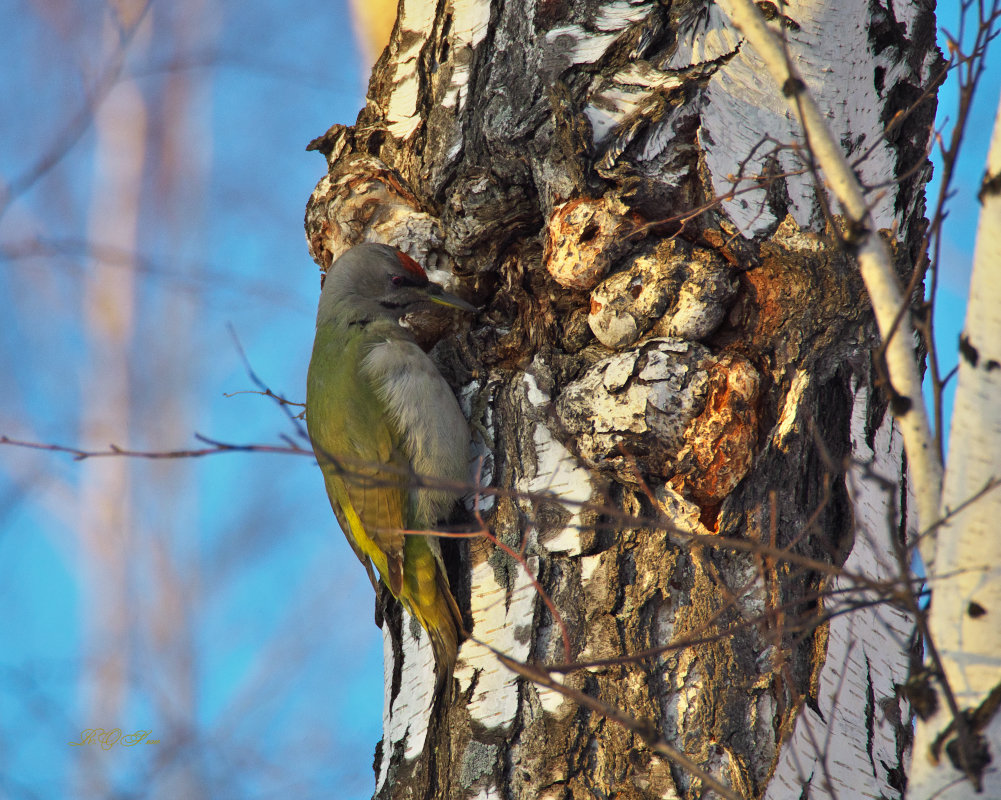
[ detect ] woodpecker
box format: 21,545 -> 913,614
306,243 -> 473,683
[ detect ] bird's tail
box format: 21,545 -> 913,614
401,535 -> 464,691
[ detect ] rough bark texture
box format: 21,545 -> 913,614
304,1 -> 939,798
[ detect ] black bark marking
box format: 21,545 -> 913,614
782,76 -> 806,97
890,393 -> 913,416
865,655 -> 877,777
978,170 -> 1001,203
797,772 -> 814,800
960,334 -> 979,367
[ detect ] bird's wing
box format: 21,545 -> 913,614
361,338 -> 470,527
323,485 -> 379,592
307,324 -> 409,595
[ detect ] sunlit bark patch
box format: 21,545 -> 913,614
674,354 -> 761,508
304,150 -> 443,272
544,196 -> 643,290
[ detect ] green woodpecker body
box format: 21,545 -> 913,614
306,243 -> 472,682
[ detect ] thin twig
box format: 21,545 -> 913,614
0,435 -> 309,462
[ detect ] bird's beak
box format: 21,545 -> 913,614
427,283 -> 477,313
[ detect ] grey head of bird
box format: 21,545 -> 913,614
317,242 -> 475,326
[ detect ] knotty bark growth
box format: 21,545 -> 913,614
304,1 -> 940,797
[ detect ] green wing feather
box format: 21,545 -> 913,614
307,322 -> 461,676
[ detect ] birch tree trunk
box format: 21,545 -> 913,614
910,91 -> 1001,800
78,5 -> 148,795
305,1 -> 940,797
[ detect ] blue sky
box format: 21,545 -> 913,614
1,2 -> 383,797
0,1 -> 997,798
925,1 -> 1001,446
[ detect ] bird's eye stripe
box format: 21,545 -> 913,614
391,275 -> 423,287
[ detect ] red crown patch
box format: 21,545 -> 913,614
395,250 -> 428,279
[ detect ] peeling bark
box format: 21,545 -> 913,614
304,1 -> 939,797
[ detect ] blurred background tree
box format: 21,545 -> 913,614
0,1 -> 390,797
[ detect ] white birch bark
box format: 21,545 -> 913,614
910,90 -> 1001,800
766,383 -> 918,800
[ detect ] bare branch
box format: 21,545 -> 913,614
0,434 -> 309,462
